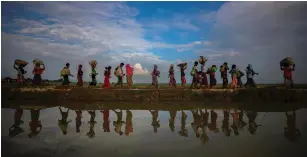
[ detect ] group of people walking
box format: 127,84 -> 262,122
13,56 -> 295,88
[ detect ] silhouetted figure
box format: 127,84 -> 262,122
87,110 -> 97,138
178,111 -> 188,137
208,110 -> 219,133
231,110 -> 240,136
169,109 -> 177,132
222,110 -> 231,137
28,109 -> 42,138
101,109 -> 110,132
149,110 -> 160,134
125,110 -> 133,136
285,111 -> 301,142
191,109 -> 201,138
58,107 -> 71,135
75,110 -> 82,133
113,110 -> 124,136
245,111 -> 261,135
220,62 -> 229,88
199,109 -> 209,144
9,109 -> 24,137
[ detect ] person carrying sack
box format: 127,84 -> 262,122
114,63 -> 125,88
61,63 -> 73,86
190,61 -> 199,89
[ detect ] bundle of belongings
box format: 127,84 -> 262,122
89,60 -> 97,68
198,56 -> 208,64
280,57 -> 295,67
60,67 -> 70,76
220,62 -> 229,72
14,59 -> 29,66
177,62 -> 187,70
33,59 -> 44,65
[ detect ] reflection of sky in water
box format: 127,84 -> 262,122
2,108 -> 307,157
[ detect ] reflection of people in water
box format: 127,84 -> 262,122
58,107 -> 71,135
87,110 -> 96,138
169,109 -> 177,132
231,110 -> 240,136
75,110 -> 82,133
199,109 -> 209,144
239,110 -> 247,129
125,110 -> 133,136
113,110 -> 124,136
28,109 -> 42,138
101,109 -> 110,132
222,110 -> 231,137
284,111 -> 301,142
149,110 -> 160,133
178,111 -> 188,137
191,109 -> 201,138
208,110 -> 219,133
9,109 -> 24,137
245,111 -> 261,135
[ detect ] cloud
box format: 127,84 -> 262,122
133,63 -> 149,75
207,1 -> 307,83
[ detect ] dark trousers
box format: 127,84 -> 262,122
245,78 -> 256,87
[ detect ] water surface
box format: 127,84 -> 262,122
2,105 -> 307,157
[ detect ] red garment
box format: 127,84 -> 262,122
103,72 -> 111,88
283,67 -> 293,79
77,69 -> 83,86
17,74 -> 24,84
103,110 -> 110,131
32,67 -> 44,75
181,76 -> 186,84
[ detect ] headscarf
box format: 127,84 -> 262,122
125,64 -> 134,76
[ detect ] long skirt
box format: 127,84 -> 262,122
181,76 -> 186,85
231,75 -> 238,88
32,74 -> 42,86
201,72 -> 208,86
210,75 -> 217,87
17,74 -> 24,84
152,76 -> 158,88
77,75 -> 83,86
169,74 -> 176,87
126,75 -> 133,87
62,75 -> 70,85
103,76 -> 111,88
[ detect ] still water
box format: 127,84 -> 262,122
2,106 -> 307,157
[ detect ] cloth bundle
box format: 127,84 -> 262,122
177,62 -> 187,70
14,59 -> 28,66
280,57 -> 295,67
198,56 -> 208,64
33,59 -> 43,65
89,60 -> 97,68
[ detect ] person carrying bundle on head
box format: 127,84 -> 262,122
177,62 -> 187,87
199,56 -> 209,88
32,59 -> 45,86
89,60 -> 98,86
220,62 -> 229,88
280,57 -> 295,88
14,59 -> 28,85
190,61 -> 199,89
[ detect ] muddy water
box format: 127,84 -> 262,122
2,106 -> 307,157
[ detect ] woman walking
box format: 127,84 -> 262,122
220,62 -> 229,88
61,63 -> 73,86
151,64 -> 160,89
32,60 -> 45,86
190,61 -> 199,89
168,64 -> 176,88
207,65 -> 217,88
125,64 -> 134,88
199,56 -> 208,88
229,64 -> 238,88
103,66 -> 112,88
77,64 -> 83,86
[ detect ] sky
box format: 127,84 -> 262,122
2,1 -> 307,83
